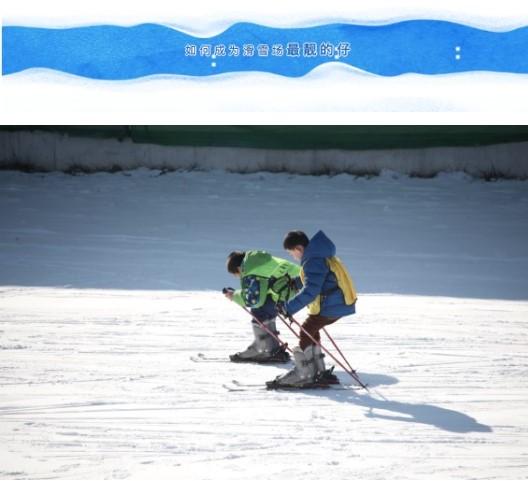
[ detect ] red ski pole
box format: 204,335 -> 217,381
322,327 -> 357,375
224,288 -> 293,354
275,312 -> 303,341
277,312 -> 369,390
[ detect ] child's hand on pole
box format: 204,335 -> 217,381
276,302 -> 289,317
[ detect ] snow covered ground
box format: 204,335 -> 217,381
1,168 -> 528,479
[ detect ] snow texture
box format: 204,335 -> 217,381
2,130 -> 528,179
1,168 -> 528,479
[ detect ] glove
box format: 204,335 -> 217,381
222,287 -> 235,300
276,301 -> 290,318
288,276 -> 301,293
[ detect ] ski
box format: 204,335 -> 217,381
222,383 -> 267,392
231,379 -> 265,387
223,380 -> 361,392
190,354 -> 289,364
190,356 -> 227,363
190,353 -> 229,363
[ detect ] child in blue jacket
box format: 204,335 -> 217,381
267,230 -> 357,389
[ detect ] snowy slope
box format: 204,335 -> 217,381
1,169 -> 527,299
1,169 -> 528,479
1,289 -> 527,479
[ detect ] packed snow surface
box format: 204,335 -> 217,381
1,169 -> 528,479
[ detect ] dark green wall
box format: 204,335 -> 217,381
3,126 -> 528,150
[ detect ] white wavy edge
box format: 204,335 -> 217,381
3,16 -> 528,36
5,62 -> 528,85
3,63 -> 528,118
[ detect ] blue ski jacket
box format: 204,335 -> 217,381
285,230 -> 356,318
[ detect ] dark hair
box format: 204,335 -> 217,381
283,231 -> 309,250
226,251 -> 245,274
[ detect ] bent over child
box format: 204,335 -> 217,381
225,250 -> 301,363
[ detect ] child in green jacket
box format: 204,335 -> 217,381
224,250 -> 301,363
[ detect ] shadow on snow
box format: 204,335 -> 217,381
302,372 -> 492,434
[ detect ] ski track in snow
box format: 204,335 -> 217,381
1,290 -> 527,479
0,169 -> 528,479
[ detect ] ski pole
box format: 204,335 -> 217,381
322,327 -> 357,376
274,311 -> 303,341
274,310 -> 358,380
277,312 -> 369,390
223,288 -> 293,354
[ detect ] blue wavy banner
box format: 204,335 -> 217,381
3,21 -> 528,79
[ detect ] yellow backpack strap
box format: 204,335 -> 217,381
326,257 -> 357,305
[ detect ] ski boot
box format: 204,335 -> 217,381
264,345 -> 291,363
313,345 -> 340,385
266,345 -> 320,389
230,319 -> 290,364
